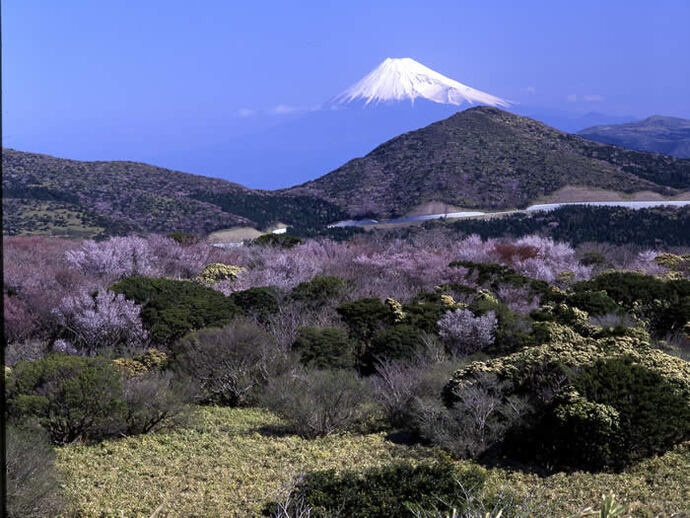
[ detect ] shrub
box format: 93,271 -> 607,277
364,324 -> 425,372
290,275 -> 349,308
196,263 -> 243,284
450,260 -> 549,296
173,321 -> 282,406
259,369 -> 376,438
252,233 -> 302,248
438,309 -> 497,356
109,276 -> 240,344
4,293 -> 36,343
292,326 -> 357,369
5,423 -> 63,518
470,294 -> 534,352
564,290 -> 620,316
443,323 -> 690,469
65,236 -> 156,279
122,370 -> 192,435
265,458 -> 487,518
337,298 -> 394,343
580,251 -> 609,268
403,299 -> 449,334
573,272 -> 690,336
6,354 -> 127,444
415,373 -> 531,459
230,286 -> 280,323
570,356 -> 690,468
52,288 -> 148,354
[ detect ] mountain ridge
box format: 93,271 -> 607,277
578,115 -> 690,158
4,107 -> 690,237
285,107 -> 690,218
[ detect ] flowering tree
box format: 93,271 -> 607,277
53,289 -> 148,354
65,237 -> 156,279
437,309 -> 497,356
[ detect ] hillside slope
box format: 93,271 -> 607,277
286,107 -> 690,218
578,115 -> 690,158
2,149 -> 346,237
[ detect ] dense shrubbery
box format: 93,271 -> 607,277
290,274 -> 350,308
173,321 -> 283,406
265,458 -> 487,518
292,326 -> 356,369
442,322 -> 690,470
3,229 -> 689,500
230,286 -> 281,323
110,276 -> 240,344
6,353 -> 190,444
449,205 -> 690,247
574,272 -> 690,337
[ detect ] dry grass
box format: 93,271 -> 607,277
56,406 -> 690,517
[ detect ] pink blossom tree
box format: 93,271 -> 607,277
437,308 -> 497,356
53,289 -> 148,354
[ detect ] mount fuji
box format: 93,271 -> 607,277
156,58 -> 513,188
333,57 -> 510,107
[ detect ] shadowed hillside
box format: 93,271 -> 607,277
287,107 -> 690,218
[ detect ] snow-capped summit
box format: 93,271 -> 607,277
333,57 -> 510,107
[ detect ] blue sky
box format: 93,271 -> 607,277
3,0 -> 690,187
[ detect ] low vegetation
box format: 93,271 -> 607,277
4,229 -> 689,515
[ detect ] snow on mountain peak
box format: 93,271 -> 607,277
334,57 -> 510,107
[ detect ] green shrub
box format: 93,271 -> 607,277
575,272 -> 690,337
537,390 -> 621,471
364,325 -> 424,372
259,369 -> 377,438
7,354 -> 126,444
565,290 -> 621,316
403,299 -> 449,334
337,298 -> 394,344
251,233 -> 301,248
5,423 -> 63,517
264,458 -> 487,518
580,251 -> 609,267
572,356 -> 690,467
293,326 -> 357,369
110,276 -> 240,344
291,275 -> 350,308
230,286 -> 280,323
443,324 -> 690,470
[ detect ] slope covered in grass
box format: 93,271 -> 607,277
56,406 -> 690,517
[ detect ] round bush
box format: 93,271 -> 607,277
110,276 -> 240,344
292,326 -> 356,369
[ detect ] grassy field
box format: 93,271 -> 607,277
56,406 -> 690,517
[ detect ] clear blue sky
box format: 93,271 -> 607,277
3,0 -> 690,186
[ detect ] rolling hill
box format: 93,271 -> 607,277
4,107 -> 690,237
578,115 -> 690,158
286,107 -> 690,218
1,149 -> 345,238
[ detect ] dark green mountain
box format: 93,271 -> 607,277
2,149 -> 345,238
578,115 -> 690,158
286,107 -> 690,218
